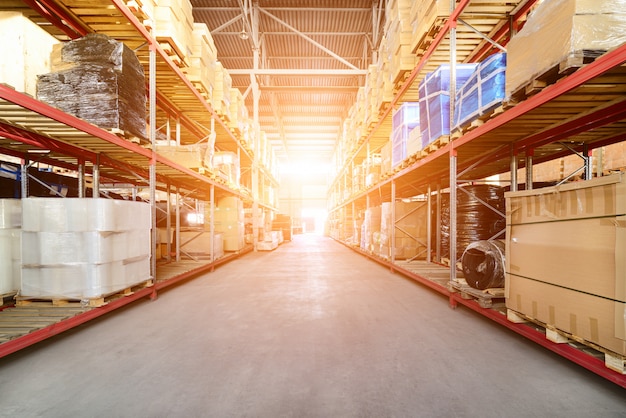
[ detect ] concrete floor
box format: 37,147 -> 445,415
0,234 -> 624,417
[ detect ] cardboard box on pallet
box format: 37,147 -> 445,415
505,174 -> 626,355
505,0 -> 626,98
0,12 -> 60,97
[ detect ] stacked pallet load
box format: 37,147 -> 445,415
364,153 -> 382,188
0,200 -> 21,296
378,200 -> 428,260
184,22 -> 218,101
385,0 -> 417,84
505,174 -> 626,370
410,0 -> 449,53
0,12 -> 59,97
374,35 -> 394,109
37,34 -> 147,142
228,88 -> 248,133
418,63 -> 477,150
363,65 -> 381,128
213,151 -> 240,186
453,53 -> 507,132
141,0 -> 194,66
156,140 -> 210,172
391,102 -> 420,169
20,198 -> 151,304
214,196 -> 245,252
360,206 -> 381,253
211,61 -> 232,118
505,0 -> 626,100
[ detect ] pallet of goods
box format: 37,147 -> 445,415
213,196 -> 245,252
19,198 -> 151,305
418,63 -> 477,150
410,0 -> 449,53
505,174 -> 626,369
141,0 -> 195,66
453,53 -> 507,132
183,22 -> 218,100
391,102 -> 420,169
505,0 -> 626,101
37,33 -> 147,142
0,12 -> 59,97
0,199 -> 21,296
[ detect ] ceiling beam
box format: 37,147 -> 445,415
258,86 -> 359,93
258,6 -> 361,71
228,69 -> 367,75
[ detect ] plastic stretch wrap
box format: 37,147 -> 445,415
391,103 -> 420,168
22,198 -> 150,232
156,143 -> 208,170
213,151 -> 240,186
419,64 -> 477,148
0,199 -> 21,229
505,0 -> 626,97
437,185 -> 506,263
0,199 -> 21,294
0,229 -> 21,294
20,198 -> 151,300
461,240 -> 505,290
21,229 -> 150,265
453,53 -> 506,131
37,33 -> 146,140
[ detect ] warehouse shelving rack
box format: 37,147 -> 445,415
328,0 -> 626,388
0,0 -> 278,357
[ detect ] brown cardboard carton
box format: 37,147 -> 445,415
505,174 -> 626,355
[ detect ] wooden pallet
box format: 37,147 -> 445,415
506,309 -> 626,374
453,102 -> 512,136
423,135 -> 450,154
16,279 -> 154,309
448,279 -> 504,309
507,49 -> 606,104
0,306 -> 90,343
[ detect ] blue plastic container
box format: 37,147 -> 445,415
418,63 -> 477,149
453,53 -> 507,131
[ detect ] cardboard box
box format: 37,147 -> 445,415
505,174 -> 626,355
505,0 -> 626,97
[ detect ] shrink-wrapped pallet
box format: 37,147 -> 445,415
505,174 -> 626,356
214,196 -> 245,252
0,12 -> 60,96
20,198 -> 151,301
418,63 -> 477,149
0,199 -> 21,295
453,53 -> 507,131
391,102 -> 420,168
505,0 -> 626,97
37,34 -> 146,141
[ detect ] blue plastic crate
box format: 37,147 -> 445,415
453,53 -> 506,131
418,63 -> 477,149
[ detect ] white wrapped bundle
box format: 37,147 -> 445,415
0,199 -> 21,229
20,262 -> 115,300
22,198 -> 150,232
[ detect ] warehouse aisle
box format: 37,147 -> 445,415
0,234 -> 625,417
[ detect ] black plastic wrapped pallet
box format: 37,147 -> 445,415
461,239 -> 505,290
36,33 -> 146,141
434,184 -> 506,263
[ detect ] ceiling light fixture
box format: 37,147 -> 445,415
239,17 -> 248,40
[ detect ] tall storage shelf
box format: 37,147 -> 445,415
0,0 -> 277,357
328,0 -> 626,387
